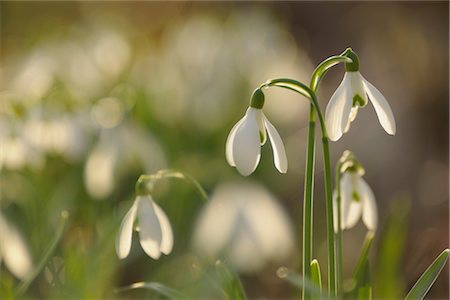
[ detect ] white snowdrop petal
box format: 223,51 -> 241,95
359,178 -> 378,231
225,118 -> 244,167
137,196 -> 162,259
232,108 -> 261,176
349,72 -> 368,105
325,74 -> 352,141
264,116 -> 288,173
340,173 -> 362,229
152,201 -> 174,255
115,199 -> 138,259
0,215 -> 33,280
362,78 -> 396,135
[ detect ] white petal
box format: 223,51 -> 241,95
152,201 -> 173,255
348,72 -> 368,106
115,199 -> 138,259
344,106 -> 359,133
225,118 -> 245,167
0,214 -> 33,280
325,74 -> 352,141
232,108 -> 261,176
137,196 -> 162,259
264,115 -> 287,173
340,173 -> 362,229
362,78 -> 396,135
358,178 -> 378,231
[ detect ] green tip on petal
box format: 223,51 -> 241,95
342,48 -> 360,72
250,88 -> 265,109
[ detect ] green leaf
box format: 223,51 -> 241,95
215,260 -> 247,300
115,281 -> 187,299
276,267 -> 328,299
310,259 -> 322,300
374,198 -> 410,299
16,211 -> 69,296
353,231 -> 374,281
404,249 -> 449,300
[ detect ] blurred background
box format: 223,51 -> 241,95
0,1 -> 448,299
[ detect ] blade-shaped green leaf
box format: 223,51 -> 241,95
276,267 -> 329,299
310,259 -> 322,300
16,211 -> 69,296
353,231 -> 375,281
404,249 -> 449,300
115,281 -> 187,299
215,260 -> 247,300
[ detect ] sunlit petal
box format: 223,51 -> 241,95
264,116 -> 287,173
325,74 -> 352,141
232,108 -> 261,176
358,177 -> 378,231
225,117 -> 244,167
348,71 -> 368,106
0,214 -> 33,280
362,78 -> 396,135
137,196 -> 162,259
115,199 -> 139,259
340,173 -> 362,229
153,201 -> 173,255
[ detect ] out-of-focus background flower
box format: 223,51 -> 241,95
0,2 -> 448,299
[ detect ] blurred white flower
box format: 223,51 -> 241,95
0,212 -> 33,280
116,195 -> 173,260
192,181 -> 295,273
325,71 -> 396,141
333,172 -> 377,232
84,121 -> 166,199
226,107 -> 287,176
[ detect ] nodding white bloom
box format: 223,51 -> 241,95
0,212 -> 33,280
116,195 -> 173,260
325,49 -> 396,141
333,170 -> 377,232
226,89 -> 287,176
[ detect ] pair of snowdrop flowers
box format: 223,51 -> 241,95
333,151 -> 377,232
116,193 -> 173,260
226,48 -> 396,175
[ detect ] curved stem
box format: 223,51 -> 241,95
310,56 -> 352,92
137,169 -> 208,202
261,79 -> 336,297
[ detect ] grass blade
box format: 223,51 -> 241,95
404,249 -> 449,300
310,259 -> 322,300
16,211 -> 69,296
215,260 -> 247,300
115,281 -> 186,299
276,267 -> 329,300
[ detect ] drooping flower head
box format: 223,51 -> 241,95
116,193 -> 173,260
333,151 -> 377,232
325,48 -> 396,141
226,88 -> 287,176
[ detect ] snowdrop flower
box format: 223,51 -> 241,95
226,89 -> 287,176
0,212 -> 33,280
192,181 -> 295,273
333,151 -> 377,232
116,195 -> 173,260
325,48 -> 396,141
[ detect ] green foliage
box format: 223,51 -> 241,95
405,249 -> 449,300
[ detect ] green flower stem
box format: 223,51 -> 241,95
136,169 -> 209,201
260,78 -> 336,297
302,104 -> 316,299
335,162 -> 344,297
